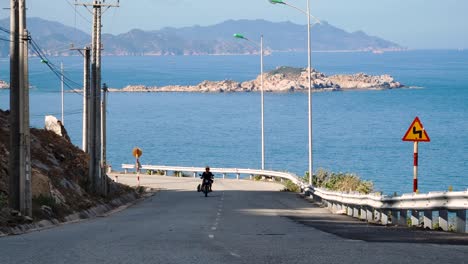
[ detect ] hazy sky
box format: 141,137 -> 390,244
1,0 -> 467,49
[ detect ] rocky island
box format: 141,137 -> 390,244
110,66 -> 404,93
0,80 -> 8,89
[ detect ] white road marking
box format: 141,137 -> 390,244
209,234 -> 214,239
230,252 -> 241,258
211,227 -> 217,230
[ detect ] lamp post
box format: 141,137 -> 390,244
269,0 -> 320,186
234,33 -> 265,170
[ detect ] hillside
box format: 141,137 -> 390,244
0,109 -> 137,228
0,18 -> 403,57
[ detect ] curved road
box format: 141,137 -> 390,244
0,176 -> 467,264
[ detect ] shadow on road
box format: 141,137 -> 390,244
154,188 -> 468,245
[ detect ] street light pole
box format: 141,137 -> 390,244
234,33 -> 265,170
260,35 -> 265,170
269,0 -> 320,186
306,0 -> 313,186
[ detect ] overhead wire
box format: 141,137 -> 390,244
28,37 -> 84,95
66,0 -> 92,24
1,26 -> 83,95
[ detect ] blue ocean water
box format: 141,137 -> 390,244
0,50 -> 467,194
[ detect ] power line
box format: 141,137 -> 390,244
1,27 -> 85,96
66,0 -> 92,24
0,37 -> 12,42
28,37 -> 84,95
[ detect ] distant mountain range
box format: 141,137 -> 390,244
0,18 -> 403,57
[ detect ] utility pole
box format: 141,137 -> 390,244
61,62 -> 64,124
76,0 -> 119,195
101,83 -> 108,195
9,0 -> 31,216
19,0 -> 31,217
83,48 -> 90,153
9,0 -> 20,213
70,46 -> 91,153
95,2 -> 102,194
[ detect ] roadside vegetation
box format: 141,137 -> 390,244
281,180 -> 302,193
281,169 -> 373,194
309,169 -> 374,194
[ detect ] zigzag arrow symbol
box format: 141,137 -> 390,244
413,126 -> 422,139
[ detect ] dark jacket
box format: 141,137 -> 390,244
201,171 -> 214,181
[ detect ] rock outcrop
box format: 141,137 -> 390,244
109,66 -> 403,93
0,80 -> 8,89
44,115 -> 71,143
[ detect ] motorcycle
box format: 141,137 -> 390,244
198,174 -> 213,197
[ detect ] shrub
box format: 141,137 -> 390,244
253,175 -> 263,181
311,168 -> 373,194
281,180 -> 301,193
173,171 -> 190,177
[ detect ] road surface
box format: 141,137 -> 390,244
1,175 -> 467,264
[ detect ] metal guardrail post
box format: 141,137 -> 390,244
411,210 -> 419,226
380,210 -> 389,225
366,207 -> 373,222
193,172 -> 197,178
423,211 -> 433,229
223,173 -> 226,179
391,210 -> 399,225
399,210 -> 408,226
411,210 -> 420,226
439,210 -> 449,231
374,210 -> 382,223
455,210 -> 466,233
353,207 -> 360,218
346,206 -> 353,216
359,207 -> 367,220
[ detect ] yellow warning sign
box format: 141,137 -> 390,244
132,147 -> 143,158
402,117 -> 430,142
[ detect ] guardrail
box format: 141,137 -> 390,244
120,163 -> 467,234
307,187 -> 468,233
121,164 -> 304,186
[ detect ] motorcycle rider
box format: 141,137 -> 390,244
200,166 -> 214,192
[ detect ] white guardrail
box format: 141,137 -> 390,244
121,164 -> 467,234
308,187 -> 468,233
121,164 -> 305,186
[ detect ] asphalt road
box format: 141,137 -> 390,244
1,176 -> 467,264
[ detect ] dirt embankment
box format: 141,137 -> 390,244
0,109 -> 137,228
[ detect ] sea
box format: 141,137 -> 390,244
0,50 -> 467,195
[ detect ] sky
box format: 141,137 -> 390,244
1,0 -> 467,49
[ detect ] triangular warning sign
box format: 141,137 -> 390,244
402,117 -> 430,142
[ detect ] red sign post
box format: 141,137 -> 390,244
402,117 -> 430,193
132,147 -> 143,186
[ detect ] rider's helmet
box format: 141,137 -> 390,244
205,166 -> 210,171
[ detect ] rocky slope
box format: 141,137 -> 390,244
110,66 -> 404,93
0,109 -> 136,227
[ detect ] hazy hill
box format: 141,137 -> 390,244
0,18 -> 402,57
